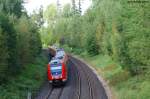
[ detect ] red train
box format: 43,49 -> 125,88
47,49 -> 68,85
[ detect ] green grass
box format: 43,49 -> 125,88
115,78 -> 150,99
79,53 -> 150,99
0,54 -> 47,99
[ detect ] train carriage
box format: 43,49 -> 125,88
47,49 -> 68,85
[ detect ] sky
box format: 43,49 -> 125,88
24,0 -> 92,14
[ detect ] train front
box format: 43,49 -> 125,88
47,58 -> 67,85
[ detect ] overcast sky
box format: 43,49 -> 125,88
24,0 -> 92,14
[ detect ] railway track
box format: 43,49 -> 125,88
35,56 -> 108,99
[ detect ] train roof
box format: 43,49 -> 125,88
49,49 -> 65,64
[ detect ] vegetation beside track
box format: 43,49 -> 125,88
0,1 -> 46,98
0,55 -> 47,99
0,0 -> 43,83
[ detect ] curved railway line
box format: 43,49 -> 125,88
35,55 -> 108,99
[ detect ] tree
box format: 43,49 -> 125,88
57,0 -> 61,16
16,16 -> 42,65
0,13 -> 19,75
0,0 -> 23,17
43,4 -> 57,24
78,0 -> 82,14
72,0 -> 76,14
31,6 -> 44,28
0,27 -> 8,82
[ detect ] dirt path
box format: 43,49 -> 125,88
35,55 -> 108,99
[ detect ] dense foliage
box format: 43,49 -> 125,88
0,0 -> 42,83
42,0 -> 150,75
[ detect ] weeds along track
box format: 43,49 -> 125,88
35,56 -> 108,99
